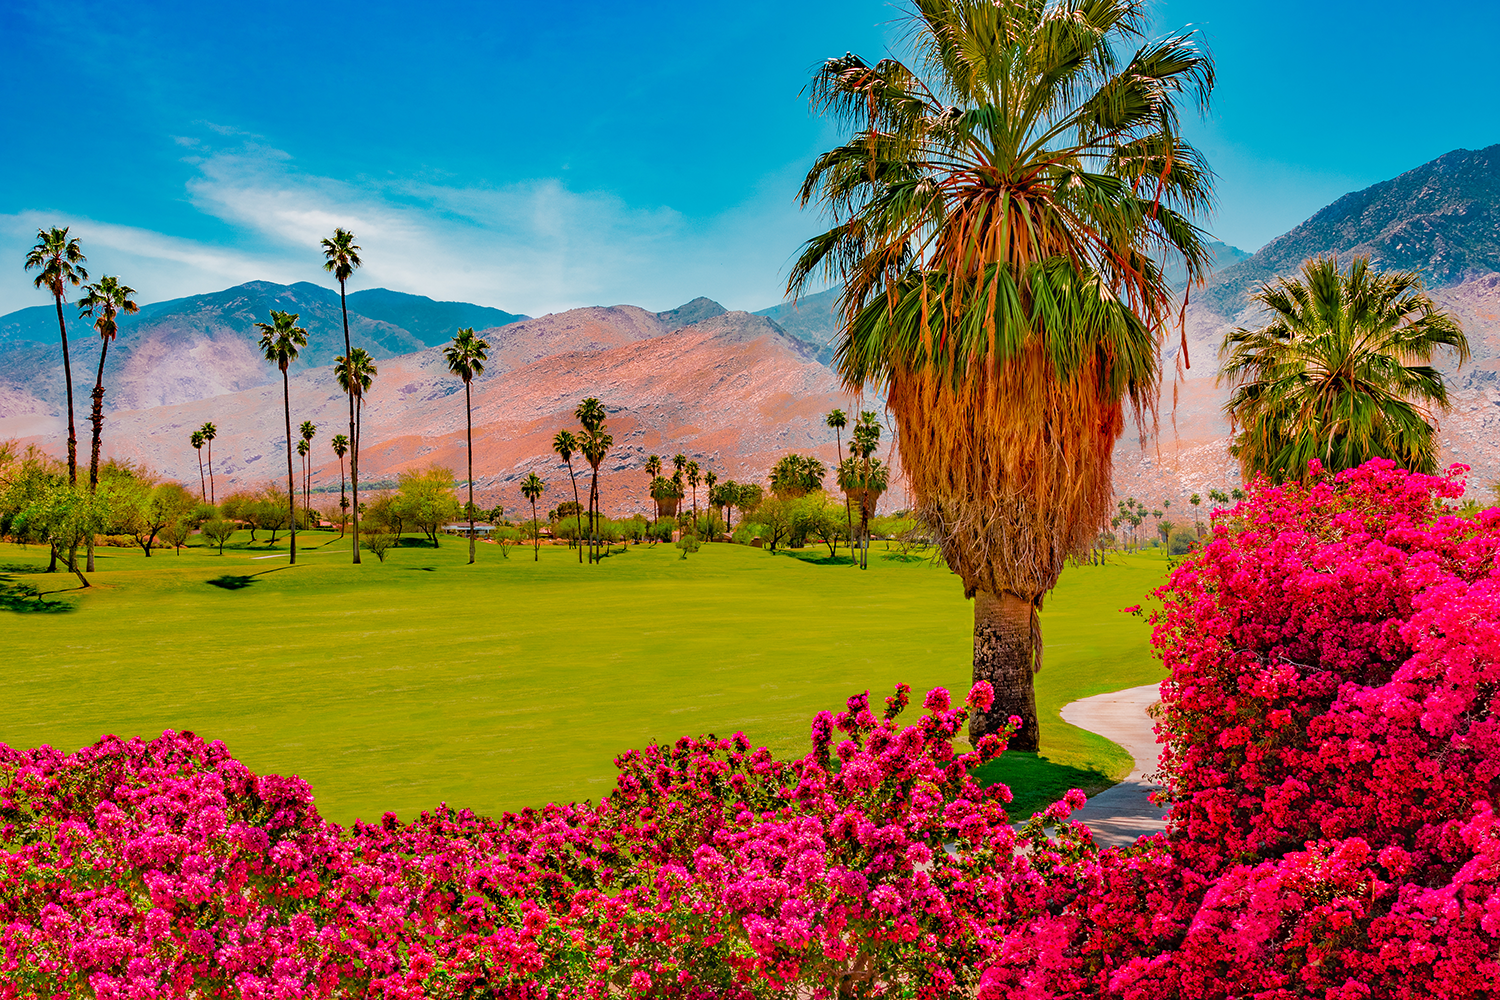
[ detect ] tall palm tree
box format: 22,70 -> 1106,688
322,228 -> 364,563
199,422 -> 218,504
255,310 -> 309,565
1219,255 -> 1469,482
849,412 -> 883,569
791,0 -> 1215,750
703,469 -> 718,537
190,430 -> 207,501
443,327 -> 491,565
575,398 -> 609,563
331,433 -> 350,535
77,276 -> 139,490
644,454 -> 663,523
334,348 -> 378,549
24,227 -> 88,485
686,460 -> 701,531
553,430 -> 585,563
521,472 -> 546,561
296,438 -> 311,524
825,408 -> 853,552
299,420 -> 317,521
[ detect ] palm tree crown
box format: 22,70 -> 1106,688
792,0 -> 1215,750
321,229 -> 363,283
1219,255 -> 1469,482
78,275 -> 140,493
26,226 -> 89,485
443,327 -> 490,384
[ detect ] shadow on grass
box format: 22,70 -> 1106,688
404,567 -> 436,572
972,752 -> 1117,821
206,566 -> 292,591
0,575 -> 80,614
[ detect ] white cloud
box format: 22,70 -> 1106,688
0,132 -> 826,318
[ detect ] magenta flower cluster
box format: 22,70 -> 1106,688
2,458 -> 1495,997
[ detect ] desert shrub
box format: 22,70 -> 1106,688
1166,527 -> 1195,555
675,532 -> 700,558
362,532 -> 397,562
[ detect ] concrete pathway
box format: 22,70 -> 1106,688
1058,684 -> 1170,848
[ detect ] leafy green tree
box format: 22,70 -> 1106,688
554,430 -> 585,563
331,433 -> 350,534
521,472 -> 546,561
322,228 -> 364,563
202,519 -> 236,554
675,531 -> 700,559
190,431 -> 207,502
444,327 -> 490,564
651,476 -> 683,520
198,422 -> 218,505
791,0 -> 1215,749
575,398 -> 610,564
77,276 -> 139,491
121,481 -> 196,557
363,532 -> 396,562
394,466 -> 461,547
255,310 -> 309,565
24,227 -> 88,486
1220,255 -> 1470,482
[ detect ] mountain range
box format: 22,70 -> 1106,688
4,144 -> 1500,515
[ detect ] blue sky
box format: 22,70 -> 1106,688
3,0 -> 1498,317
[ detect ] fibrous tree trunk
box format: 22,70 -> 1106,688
466,380 -> 475,565
969,589 -> 1041,752
341,278 -> 360,564
283,369 -> 297,565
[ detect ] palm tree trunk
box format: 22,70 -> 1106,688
339,458 -> 347,536
589,468 -> 599,564
206,440 -> 215,505
84,339 -> 111,573
196,450 -> 206,502
531,500 -> 539,561
53,293 -> 78,486
568,462 -> 583,563
466,380 -> 475,565
969,590 -> 1041,752
341,277 -> 361,564
283,370 -> 297,566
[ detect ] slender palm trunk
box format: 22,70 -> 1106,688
839,434 -> 854,566
341,278 -> 361,564
283,369 -> 297,565
567,461 -> 583,563
196,450 -> 206,502
85,339 -> 111,572
969,590 -> 1040,752
465,380 -> 475,565
53,293 -> 78,486
531,500 -> 539,561
339,457 -> 347,536
206,440 -> 215,505
589,467 -> 600,563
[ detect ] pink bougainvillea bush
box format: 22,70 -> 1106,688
3,459 -> 1497,998
978,460 -> 1500,998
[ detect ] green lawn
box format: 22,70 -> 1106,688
0,533 -> 1168,824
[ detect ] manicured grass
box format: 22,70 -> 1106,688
0,533 -> 1167,823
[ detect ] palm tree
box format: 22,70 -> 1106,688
849,412 -> 883,569
322,228 -> 364,563
255,310 -> 309,565
199,422 -> 218,504
644,454 -> 663,522
1219,255 -> 1469,482
770,454 -> 825,498
77,276 -> 139,490
791,0 -> 1215,750
331,433 -> 350,535
334,348 -> 378,549
296,438 -> 311,524
443,327 -> 491,565
686,460 -> 701,532
553,430 -> 585,563
299,420 -> 317,522
825,408 -> 853,553
575,398 -> 609,562
703,469 -> 718,538
190,430 -> 207,501
25,227 -> 89,485
521,472 -> 546,561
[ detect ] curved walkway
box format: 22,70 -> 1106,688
1058,684 -> 1170,848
